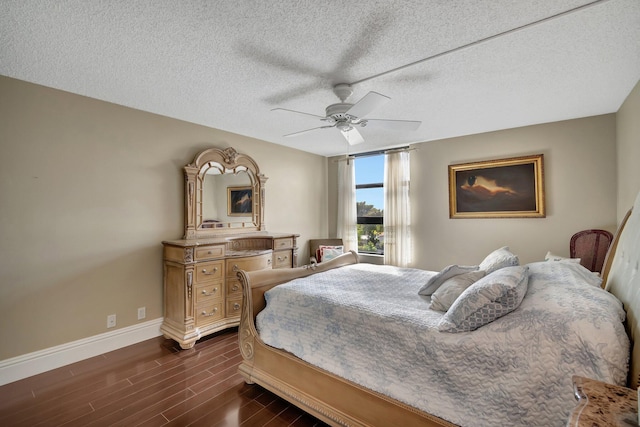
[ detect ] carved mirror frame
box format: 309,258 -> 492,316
183,147 -> 267,239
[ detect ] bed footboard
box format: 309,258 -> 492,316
237,251 -> 358,365
236,251 -> 454,427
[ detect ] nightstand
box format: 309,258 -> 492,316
567,375 -> 638,426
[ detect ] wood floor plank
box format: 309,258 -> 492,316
2,378 -> 132,426
241,397 -> 290,427
0,329 -> 325,427
64,374 -> 201,425
291,411 -> 329,427
135,413 -> 171,427
5,342 -> 177,418
161,371 -> 246,421
32,402 -> 95,427
162,381 -> 257,426
128,342 -> 238,390
86,388 -> 196,426
87,351 -> 225,411
1,364 -> 74,398
264,405 -> 309,427
69,336 -> 179,376
184,393 -> 264,427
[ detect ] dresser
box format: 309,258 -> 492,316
161,233 -> 298,349
163,146 -> 299,348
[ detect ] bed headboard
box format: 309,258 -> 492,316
602,191 -> 640,388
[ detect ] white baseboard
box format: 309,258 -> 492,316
0,318 -> 164,386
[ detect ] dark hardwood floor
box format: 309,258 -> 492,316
0,329 -> 328,426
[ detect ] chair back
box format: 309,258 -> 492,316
570,229 -> 614,273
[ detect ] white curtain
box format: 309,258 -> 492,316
384,150 -> 412,266
337,157 -> 357,253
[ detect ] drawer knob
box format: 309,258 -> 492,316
277,255 -> 288,262
201,287 -> 218,296
201,267 -> 218,275
233,303 -> 240,311
201,307 -> 218,317
232,284 -> 239,292
233,264 -> 239,272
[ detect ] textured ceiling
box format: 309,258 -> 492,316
2,0 -> 639,157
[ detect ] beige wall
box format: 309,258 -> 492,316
330,114 -> 619,270
410,115 -> 618,270
616,79 -> 640,221
0,76 -> 328,360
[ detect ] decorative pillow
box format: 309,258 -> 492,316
438,265 -> 529,333
418,264 -> 479,296
429,270 -> 486,312
320,246 -> 344,261
479,246 -> 519,273
318,245 -> 344,262
544,251 -> 581,263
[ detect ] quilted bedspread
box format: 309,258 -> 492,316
256,262 -> 629,427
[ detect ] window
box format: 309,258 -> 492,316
355,154 -> 384,254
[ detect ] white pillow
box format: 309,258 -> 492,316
429,270 -> 486,312
418,264 -> 479,296
320,246 -> 343,262
438,266 -> 529,333
479,246 -> 519,273
544,251 -> 581,263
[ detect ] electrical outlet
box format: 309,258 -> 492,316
137,307 -> 146,320
107,314 -> 116,328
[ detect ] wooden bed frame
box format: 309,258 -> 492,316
237,202 -> 639,426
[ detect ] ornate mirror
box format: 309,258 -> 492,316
183,147 -> 267,239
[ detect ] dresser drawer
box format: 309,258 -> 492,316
226,297 -> 242,318
226,278 -> 242,297
195,260 -> 224,283
273,250 -> 292,269
226,253 -> 272,276
195,282 -> 222,304
195,301 -> 224,326
194,245 -> 225,261
273,237 -> 294,250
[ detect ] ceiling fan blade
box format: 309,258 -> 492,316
284,125 -> 335,138
365,118 -> 422,131
341,127 -> 365,145
271,108 -> 326,120
345,91 -> 390,118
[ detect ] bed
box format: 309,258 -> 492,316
237,194 -> 639,427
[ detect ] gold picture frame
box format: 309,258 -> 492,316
227,186 -> 253,216
448,154 -> 545,218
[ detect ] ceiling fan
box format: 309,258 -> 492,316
272,84 -> 421,145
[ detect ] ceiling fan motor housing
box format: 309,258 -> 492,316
325,102 -> 367,131
325,103 -> 367,130
325,103 -> 353,118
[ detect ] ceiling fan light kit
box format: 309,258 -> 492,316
273,83 -> 422,145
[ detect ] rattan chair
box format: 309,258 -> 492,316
570,229 -> 614,273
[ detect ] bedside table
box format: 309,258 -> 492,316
567,376 -> 638,426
